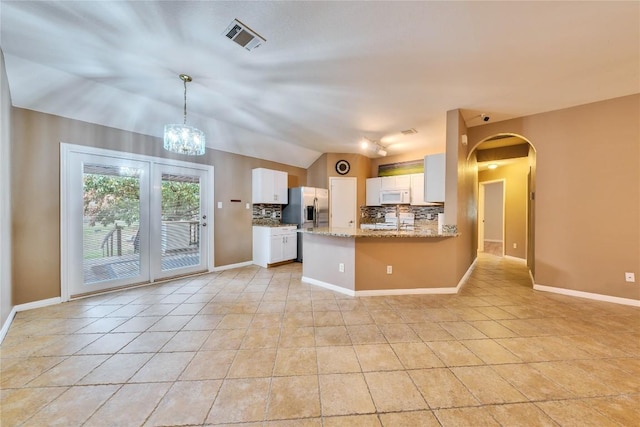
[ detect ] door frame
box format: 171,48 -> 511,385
329,177 -> 358,228
478,179 -> 505,256
60,143 -> 214,301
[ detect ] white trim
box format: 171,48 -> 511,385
15,297 -> 62,312
483,239 -> 503,243
456,256 -> 478,290
212,261 -> 255,272
302,257 -> 478,297
355,286 -> 458,297
0,297 -> 62,344
0,307 -> 16,344
504,255 -> 526,263
301,276 -> 356,297
534,284 -> 640,307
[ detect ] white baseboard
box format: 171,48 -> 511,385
301,276 -> 356,297
211,261 -> 254,272
0,307 -> 17,344
0,297 -> 62,344
355,286 -> 459,297
534,284 -> 640,307
456,257 -> 478,290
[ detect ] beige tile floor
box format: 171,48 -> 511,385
1,254 -> 639,426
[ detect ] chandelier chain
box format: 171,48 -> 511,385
183,78 -> 187,125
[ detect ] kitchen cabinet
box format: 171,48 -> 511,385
252,168 -> 288,204
410,173 -> 428,206
380,175 -> 411,190
253,225 -> 297,267
424,153 -> 445,203
365,178 -> 381,206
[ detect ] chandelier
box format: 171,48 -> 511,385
163,74 -> 206,155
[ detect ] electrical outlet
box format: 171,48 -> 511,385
386,265 -> 392,274
513,243 -> 517,249
625,272 -> 635,283
339,263 -> 345,273
217,202 -> 222,209
246,203 -> 250,210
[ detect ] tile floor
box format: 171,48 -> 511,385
1,254 -> 639,426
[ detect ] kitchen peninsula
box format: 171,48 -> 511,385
300,227 -> 461,296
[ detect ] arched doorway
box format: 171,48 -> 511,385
467,134 -> 537,277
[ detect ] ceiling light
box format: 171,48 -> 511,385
163,74 -> 206,156
361,137 -> 387,157
487,163 -> 498,169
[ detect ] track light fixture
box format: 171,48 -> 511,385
360,137 -> 387,157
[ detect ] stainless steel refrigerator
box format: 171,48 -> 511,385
282,187 -> 329,262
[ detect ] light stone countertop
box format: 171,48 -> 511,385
298,227 -> 459,238
252,222 -> 298,228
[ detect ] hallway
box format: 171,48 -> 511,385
1,254 -> 639,426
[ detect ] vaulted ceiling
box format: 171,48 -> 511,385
1,1 -> 638,168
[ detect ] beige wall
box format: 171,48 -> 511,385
479,158 -> 529,259
468,94 -> 640,300
448,109 -> 477,283
11,108 -> 307,304
355,238 -> 459,290
1,50 -> 13,325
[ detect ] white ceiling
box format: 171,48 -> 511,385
1,1 -> 638,168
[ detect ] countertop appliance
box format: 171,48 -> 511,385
380,188 -> 411,204
282,187 -> 329,262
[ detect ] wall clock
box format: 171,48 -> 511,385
335,160 -> 350,175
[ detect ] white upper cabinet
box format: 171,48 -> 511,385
252,168 -> 288,204
410,173 -> 428,205
365,178 -> 382,206
380,175 -> 411,190
424,153 -> 445,203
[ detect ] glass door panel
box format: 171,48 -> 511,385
151,165 -> 209,280
83,163 -> 142,284
65,152 -> 150,298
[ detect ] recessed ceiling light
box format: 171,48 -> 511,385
487,164 -> 498,170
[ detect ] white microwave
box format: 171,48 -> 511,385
380,188 -> 411,204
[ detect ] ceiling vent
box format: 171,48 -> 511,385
401,128 -> 418,135
223,19 -> 266,51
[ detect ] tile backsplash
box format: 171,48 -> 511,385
360,205 -> 445,231
252,203 -> 282,225
360,205 -> 444,222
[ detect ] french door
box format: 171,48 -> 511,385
61,144 -> 213,299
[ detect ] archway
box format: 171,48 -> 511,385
467,133 -> 537,277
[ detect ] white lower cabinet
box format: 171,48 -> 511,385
253,226 -> 297,268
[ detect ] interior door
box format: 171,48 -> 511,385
330,177 -> 357,228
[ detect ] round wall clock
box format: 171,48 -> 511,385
335,160 -> 350,175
